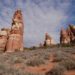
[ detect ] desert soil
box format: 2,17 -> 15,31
0,47 -> 75,75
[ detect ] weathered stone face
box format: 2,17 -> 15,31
0,30 -> 8,51
6,10 -> 24,52
60,28 -> 70,44
69,25 -> 75,34
69,25 -> 75,43
6,34 -> 21,52
60,25 -> 75,44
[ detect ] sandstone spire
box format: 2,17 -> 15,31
44,33 -> 55,46
6,10 -> 24,52
60,24 -> 75,45
69,25 -> 75,43
60,27 -> 70,44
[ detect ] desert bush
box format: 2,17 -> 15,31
60,44 -> 72,47
26,58 -> 45,66
0,64 -> 22,75
5,56 -> 25,65
29,46 -> 39,50
52,56 -> 62,62
13,58 -> 23,64
52,51 -> 67,62
0,63 -> 40,75
45,65 -> 66,75
43,54 -> 50,60
36,52 -> 50,60
63,48 -> 75,54
52,53 -> 62,62
59,59 -> 75,70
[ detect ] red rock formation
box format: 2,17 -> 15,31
69,25 -> 75,43
60,28 -> 70,44
44,33 -> 55,46
0,29 -> 8,51
60,25 -> 75,44
6,10 -> 24,52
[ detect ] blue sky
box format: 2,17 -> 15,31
0,0 -> 75,47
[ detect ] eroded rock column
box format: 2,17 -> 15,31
44,33 -> 55,46
6,10 -> 24,52
60,28 -> 70,44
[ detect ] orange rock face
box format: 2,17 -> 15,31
6,10 -> 24,52
0,10 -> 24,52
0,29 -> 8,51
60,25 -> 75,44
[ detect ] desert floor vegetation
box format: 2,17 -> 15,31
0,47 -> 75,75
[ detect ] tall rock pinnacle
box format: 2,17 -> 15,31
43,33 -> 55,46
6,10 -> 24,52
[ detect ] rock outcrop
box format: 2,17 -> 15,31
6,10 -> 24,52
60,24 -> 75,44
0,10 -> 24,52
60,28 -> 70,44
43,33 -> 55,46
0,29 -> 8,51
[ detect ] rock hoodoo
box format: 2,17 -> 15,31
60,24 -> 75,45
0,10 -> 24,52
43,33 -> 55,46
6,10 -> 24,52
60,28 -> 70,44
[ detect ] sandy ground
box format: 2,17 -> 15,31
64,70 -> 75,75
